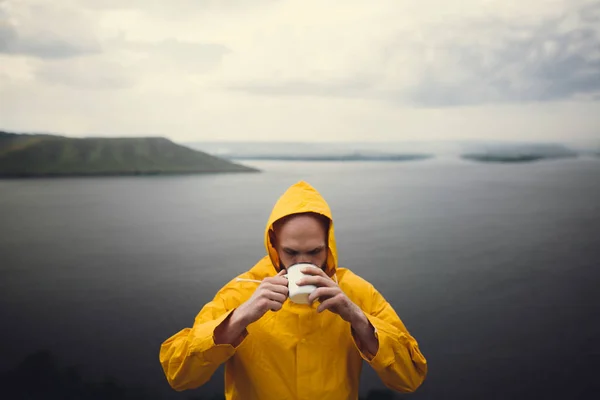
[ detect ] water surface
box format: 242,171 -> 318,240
1,157 -> 599,399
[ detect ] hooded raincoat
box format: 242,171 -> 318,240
160,181 -> 427,399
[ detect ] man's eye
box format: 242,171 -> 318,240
308,248 -> 323,255
285,249 -> 298,256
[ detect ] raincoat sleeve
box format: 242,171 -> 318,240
159,288 -> 247,391
351,285 -> 428,393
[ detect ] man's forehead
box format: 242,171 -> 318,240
274,212 -> 329,234
279,232 -> 326,243
275,217 -> 327,245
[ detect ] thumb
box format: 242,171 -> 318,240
277,268 -> 287,276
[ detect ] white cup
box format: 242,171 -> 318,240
285,263 -> 319,304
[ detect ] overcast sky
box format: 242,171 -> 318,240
1,0 -> 599,143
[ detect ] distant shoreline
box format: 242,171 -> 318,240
225,154 -> 434,162
187,139 -> 595,165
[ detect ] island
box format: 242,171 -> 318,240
461,154 -> 552,163
0,131 -> 259,177
460,143 -> 579,163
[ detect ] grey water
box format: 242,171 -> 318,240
1,157 -> 599,399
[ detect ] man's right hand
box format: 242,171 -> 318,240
237,269 -> 289,325
214,270 -> 288,346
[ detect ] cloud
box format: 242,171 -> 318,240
117,38 -> 231,74
228,76 -> 374,99
75,0 -> 277,13
0,1 -> 101,59
404,10 -> 600,106
580,1 -> 600,23
31,37 -> 230,90
229,1 -> 600,107
0,0 -> 230,89
0,25 -> 100,59
35,57 -> 134,90
1,0 -> 599,143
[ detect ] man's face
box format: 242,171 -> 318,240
273,214 -> 328,270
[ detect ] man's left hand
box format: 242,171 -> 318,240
297,265 -> 380,357
296,266 -> 361,323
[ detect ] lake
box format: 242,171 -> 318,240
1,157 -> 599,399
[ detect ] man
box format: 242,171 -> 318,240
160,181 -> 427,399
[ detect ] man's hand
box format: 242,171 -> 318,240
297,267 -> 361,323
297,266 -> 379,357
215,270 -> 288,346
237,269 -> 289,325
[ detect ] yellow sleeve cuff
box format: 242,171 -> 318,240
352,313 -> 402,369
189,309 -> 248,364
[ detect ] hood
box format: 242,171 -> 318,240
265,181 -> 338,277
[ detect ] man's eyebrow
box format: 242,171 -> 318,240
282,245 -> 325,253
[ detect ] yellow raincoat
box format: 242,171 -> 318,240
160,181 -> 427,399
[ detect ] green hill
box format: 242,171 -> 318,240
0,131 -> 259,177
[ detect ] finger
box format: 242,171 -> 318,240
263,278 -> 289,289
317,296 -> 340,313
264,290 -> 287,303
264,273 -> 289,285
300,266 -> 328,277
271,277 -> 291,286
296,275 -> 334,288
308,287 -> 339,304
262,282 -> 289,296
308,286 -> 339,303
277,269 -> 287,276
267,299 -> 283,312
